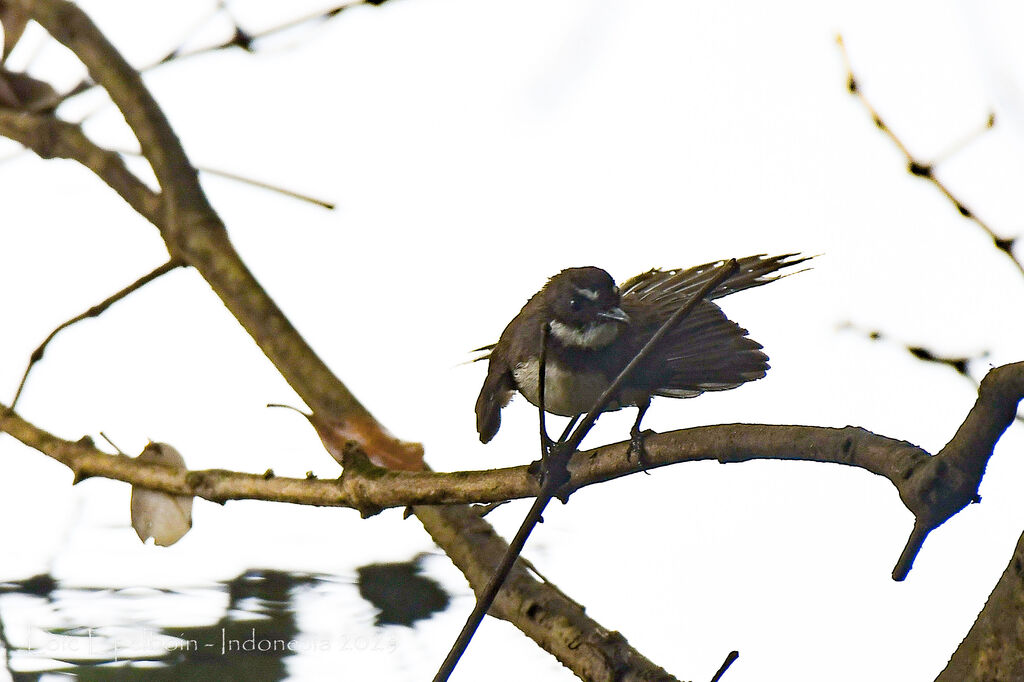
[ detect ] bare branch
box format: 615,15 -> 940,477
414,502 -> 681,682
0,109 -> 159,222
836,34 -> 1022,277
5,361 -> 1022,557
58,2 -> 359,104
4,354 -> 1023,673
891,362 -> 1024,579
22,0 -> 200,209
10,259 -> 184,409
937,528 -> 1024,681
840,322 -> 1022,426
111,146 -> 337,210
711,651 -> 739,682
17,0 -> 400,457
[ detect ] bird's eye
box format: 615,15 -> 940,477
569,297 -> 583,312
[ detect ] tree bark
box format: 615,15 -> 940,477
937,530 -> 1024,681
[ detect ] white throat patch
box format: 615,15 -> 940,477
550,319 -> 621,348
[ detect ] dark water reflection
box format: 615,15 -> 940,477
0,560 -> 450,681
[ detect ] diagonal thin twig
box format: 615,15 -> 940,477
836,34 -> 1022,278
710,650 -> 739,682
110,146 -> 336,209
432,259 -> 741,682
10,259 -> 184,409
55,2 -> 358,104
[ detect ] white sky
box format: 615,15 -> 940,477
3,0 -> 1024,680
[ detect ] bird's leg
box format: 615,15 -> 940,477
626,397 -> 655,469
529,414 -> 583,493
537,323 -> 553,460
533,323 -> 572,489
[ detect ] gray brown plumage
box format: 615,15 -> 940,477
475,253 -> 809,444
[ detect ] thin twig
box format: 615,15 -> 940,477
111,147 -> 336,209
710,650 -> 739,682
56,2 -> 358,104
432,259 -> 741,682
10,259 -> 184,409
98,432 -> 126,455
930,112 -> 995,167
836,34 -> 1023,278
518,556 -> 586,611
839,322 -> 1023,424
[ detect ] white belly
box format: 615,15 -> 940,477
512,358 -> 615,416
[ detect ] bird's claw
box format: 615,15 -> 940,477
531,442 -> 573,499
541,433 -> 557,459
626,428 -> 656,471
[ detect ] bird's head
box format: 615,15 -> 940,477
543,267 -> 630,348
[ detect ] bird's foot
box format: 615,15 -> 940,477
530,442 -> 573,500
541,432 -> 558,459
626,428 -> 656,471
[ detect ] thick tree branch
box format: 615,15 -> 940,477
6,361 -> 1022,548
937,528 -> 1024,681
892,362 -> 1024,579
415,503 -> 679,682
0,401 -> 919,512
21,0 -> 200,210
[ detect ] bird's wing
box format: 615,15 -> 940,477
632,299 -> 768,398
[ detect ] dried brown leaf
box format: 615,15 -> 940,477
270,403 -> 425,471
311,411 -> 425,471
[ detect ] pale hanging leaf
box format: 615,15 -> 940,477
0,1 -> 29,65
130,442 -> 193,547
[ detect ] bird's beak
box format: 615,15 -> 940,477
598,306 -> 630,323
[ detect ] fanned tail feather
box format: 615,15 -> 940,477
620,253 -> 812,311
